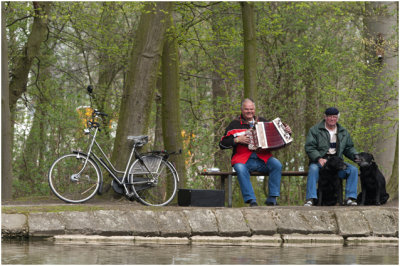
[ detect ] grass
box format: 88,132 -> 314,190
1,195 -> 176,214
2,205 -> 107,215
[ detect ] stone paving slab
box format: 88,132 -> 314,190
135,236 -> 190,244
362,209 -> 398,236
300,210 -> 338,234
183,209 -> 218,235
1,213 -> 27,236
158,211 -> 191,237
124,210 -> 160,236
91,210 -> 134,236
62,211 -> 97,235
242,209 -> 277,235
53,235 -> 136,244
347,236 -> 399,245
214,209 -> 250,236
191,235 -> 282,246
272,209 -> 310,234
335,210 -> 371,237
282,233 -> 344,244
28,212 -> 65,236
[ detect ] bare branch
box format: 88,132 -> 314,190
6,15 -> 32,28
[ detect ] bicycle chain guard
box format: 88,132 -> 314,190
111,179 -> 124,195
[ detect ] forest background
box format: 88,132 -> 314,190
2,1 -> 398,206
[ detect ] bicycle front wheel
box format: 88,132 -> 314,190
129,156 -> 178,206
48,153 -> 101,203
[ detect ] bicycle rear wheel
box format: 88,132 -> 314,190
48,153 -> 101,203
129,155 -> 178,206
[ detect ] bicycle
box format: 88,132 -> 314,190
48,86 -> 179,206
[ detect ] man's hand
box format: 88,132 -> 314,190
284,124 -> 292,134
318,158 -> 327,167
235,135 -> 250,144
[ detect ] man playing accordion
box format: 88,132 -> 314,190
219,98 -> 292,207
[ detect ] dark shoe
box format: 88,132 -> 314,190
249,202 -> 258,207
265,196 -> 278,206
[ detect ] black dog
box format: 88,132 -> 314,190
317,156 -> 347,206
355,152 -> 389,205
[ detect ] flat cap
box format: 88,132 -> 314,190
325,107 -> 339,115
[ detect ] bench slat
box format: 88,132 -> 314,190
200,171 -> 307,176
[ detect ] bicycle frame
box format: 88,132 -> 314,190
76,126 -> 160,197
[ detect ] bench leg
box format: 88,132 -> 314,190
228,174 -> 232,208
220,175 -> 227,207
219,174 -> 233,208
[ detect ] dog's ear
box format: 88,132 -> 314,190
370,153 -> 375,162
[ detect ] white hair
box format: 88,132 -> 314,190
241,98 -> 255,109
324,113 -> 340,119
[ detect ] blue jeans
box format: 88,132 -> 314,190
305,162 -> 358,200
233,153 -> 282,203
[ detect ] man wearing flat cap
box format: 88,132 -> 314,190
304,107 -> 359,206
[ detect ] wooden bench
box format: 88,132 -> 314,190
199,171 -> 308,207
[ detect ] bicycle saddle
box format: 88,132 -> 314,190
127,135 -> 148,145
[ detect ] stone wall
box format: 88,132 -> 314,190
2,207 -> 398,245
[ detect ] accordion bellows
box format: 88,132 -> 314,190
247,118 -> 293,151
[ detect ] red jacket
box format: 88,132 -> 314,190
219,115 -> 272,165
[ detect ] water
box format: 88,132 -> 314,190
2,239 -> 398,264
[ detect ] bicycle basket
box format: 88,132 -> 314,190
130,156 -> 163,174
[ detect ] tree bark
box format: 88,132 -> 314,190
161,10 -> 186,187
387,130 -> 398,200
2,3 -> 13,200
8,1 -> 51,110
95,2 -> 119,137
153,78 -> 164,151
111,2 -> 172,169
364,2 -> 398,181
210,10 -> 231,180
15,40 -> 53,191
241,2 -> 257,101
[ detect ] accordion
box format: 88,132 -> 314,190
246,118 -> 293,151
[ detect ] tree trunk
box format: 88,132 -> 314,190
153,78 -> 164,151
211,12 -> 231,184
8,1 -> 51,110
387,130 -> 398,200
212,66 -> 231,174
241,2 -> 257,101
364,2 -> 398,181
15,41 -> 53,192
2,3 -> 13,200
161,10 -> 186,188
95,2 -> 119,137
111,2 -> 172,170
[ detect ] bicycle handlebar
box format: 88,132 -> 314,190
85,85 -> 108,132
93,110 -> 108,117
87,121 -> 101,130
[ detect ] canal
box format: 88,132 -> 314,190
2,239 -> 398,264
